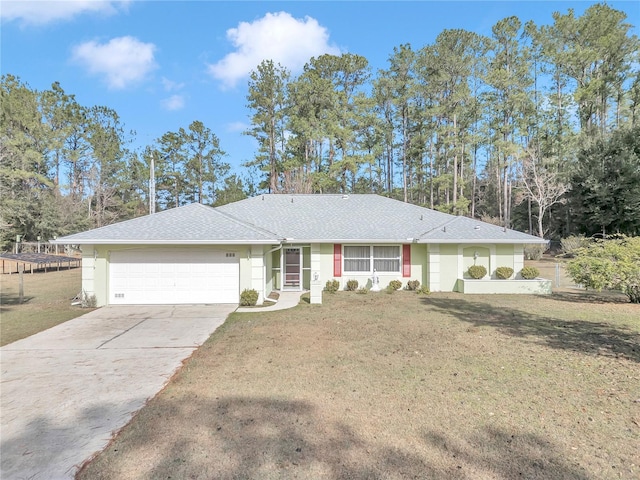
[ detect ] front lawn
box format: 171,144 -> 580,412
78,291 -> 639,479
0,269 -> 85,346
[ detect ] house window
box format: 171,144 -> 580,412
374,246 -> 401,272
343,245 -> 401,273
344,246 -> 370,272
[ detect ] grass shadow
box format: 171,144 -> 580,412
77,395 -> 592,479
0,292 -> 34,307
422,427 -> 590,479
544,289 -> 630,304
423,296 -> 640,363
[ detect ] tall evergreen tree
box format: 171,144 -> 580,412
245,60 -> 289,193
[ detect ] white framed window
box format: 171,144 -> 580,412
373,246 -> 401,272
344,246 -> 370,272
343,245 -> 401,273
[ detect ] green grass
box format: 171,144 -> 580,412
0,269 -> 85,346
78,290 -> 640,480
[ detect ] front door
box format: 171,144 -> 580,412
283,247 -> 301,290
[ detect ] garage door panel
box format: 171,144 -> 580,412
109,249 -> 239,305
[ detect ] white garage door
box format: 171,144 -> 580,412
109,249 -> 239,304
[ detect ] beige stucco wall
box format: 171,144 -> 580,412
310,243 -> 322,304
461,246 -> 491,279
80,245 -> 97,304
428,243 -> 519,292
439,244 -> 460,292
494,244 -> 515,278
410,243 -> 427,287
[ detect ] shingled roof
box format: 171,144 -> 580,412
218,194 -> 546,244
55,203 -> 280,244
55,194 -> 547,245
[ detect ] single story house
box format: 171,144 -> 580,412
53,194 -> 550,306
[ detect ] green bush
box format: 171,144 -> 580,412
467,265 -> 487,279
560,235 -> 589,257
567,236 -> 640,303
240,288 -> 259,306
356,287 -> 368,295
520,266 -> 539,279
405,280 -> 420,291
325,279 -> 340,293
495,266 -> 514,279
416,285 -> 430,295
524,244 -> 546,260
388,279 -> 402,291
346,279 -> 359,291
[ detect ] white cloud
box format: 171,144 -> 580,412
161,77 -> 185,92
227,121 -> 249,133
71,36 -> 157,90
208,11 -> 341,88
161,94 -> 185,111
1,0 -> 130,26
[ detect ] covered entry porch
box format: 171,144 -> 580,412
270,245 -> 312,292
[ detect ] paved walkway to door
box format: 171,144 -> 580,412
0,304 -> 236,480
236,290 -> 307,312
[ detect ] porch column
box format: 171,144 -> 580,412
428,244 -> 441,292
81,245 -> 97,303
310,243 -> 322,304
514,244 -> 524,278
251,245 -> 265,304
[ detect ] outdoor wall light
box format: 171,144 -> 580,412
474,251 -> 479,260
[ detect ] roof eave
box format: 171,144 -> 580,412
417,238 -> 549,244
282,238 -> 420,244
49,239 -> 280,245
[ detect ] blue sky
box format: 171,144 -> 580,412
2,1 -> 638,176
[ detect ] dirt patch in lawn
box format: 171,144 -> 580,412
1,269 -> 86,346
78,291 -> 639,480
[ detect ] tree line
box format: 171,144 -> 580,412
1,3 -> 639,251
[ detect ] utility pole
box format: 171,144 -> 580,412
149,152 -> 156,214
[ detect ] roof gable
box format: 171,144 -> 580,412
418,215 -> 545,243
56,203 -> 280,244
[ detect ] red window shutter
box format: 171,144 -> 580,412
402,244 -> 411,277
333,244 -> 342,277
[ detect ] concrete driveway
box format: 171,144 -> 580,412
0,304 -> 236,480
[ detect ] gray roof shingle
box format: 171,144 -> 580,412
55,203 -> 280,244
218,194 -> 546,244
56,194 -> 547,245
